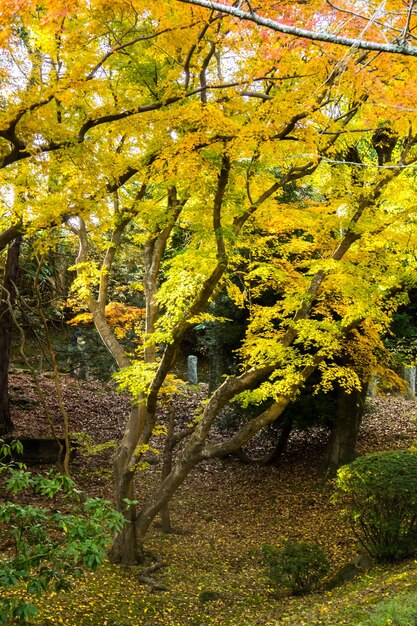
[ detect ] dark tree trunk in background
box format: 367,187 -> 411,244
265,416 -> 294,465
0,238 -> 21,436
324,383 -> 368,476
235,415 -> 294,465
208,350 -> 224,394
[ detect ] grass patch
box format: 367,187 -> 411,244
357,591 -> 417,626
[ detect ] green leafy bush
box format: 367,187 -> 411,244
0,439 -> 124,624
262,541 -> 330,595
335,450 -> 417,561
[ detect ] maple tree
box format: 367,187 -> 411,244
1,0 -> 417,566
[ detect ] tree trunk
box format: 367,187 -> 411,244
130,360 -> 321,551
208,350 -> 221,394
0,238 -> 21,436
109,404 -> 146,565
134,396 -> 295,542
265,416 -> 293,464
324,383 -> 368,476
136,453 -> 199,545
110,470 -> 144,565
234,415 -> 293,465
159,412 -> 175,533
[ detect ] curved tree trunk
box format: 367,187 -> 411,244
135,454 -> 200,547
0,238 -> 21,436
234,415 -> 293,465
133,376 -> 316,547
324,383 -> 368,476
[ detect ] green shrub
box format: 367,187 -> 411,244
262,541 -> 330,595
0,439 -> 124,624
335,450 -> 417,562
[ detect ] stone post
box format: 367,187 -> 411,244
404,366 -> 416,400
187,355 -> 198,385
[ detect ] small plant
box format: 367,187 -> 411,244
262,541 -> 330,595
335,450 -> 417,561
0,438 -> 124,624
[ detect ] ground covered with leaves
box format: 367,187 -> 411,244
4,372 -> 417,625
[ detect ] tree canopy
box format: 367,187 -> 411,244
1,0 -> 417,563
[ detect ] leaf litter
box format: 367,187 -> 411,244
5,373 -> 417,625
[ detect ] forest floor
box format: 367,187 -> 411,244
4,371 -> 417,625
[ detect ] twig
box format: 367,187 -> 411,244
402,0 -> 416,45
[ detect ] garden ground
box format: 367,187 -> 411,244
4,372 -> 417,625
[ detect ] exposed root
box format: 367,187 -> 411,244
138,561 -> 169,592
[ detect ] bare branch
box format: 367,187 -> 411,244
325,0 -> 417,42
178,0 -> 417,56
402,0 -> 417,45
199,41 -> 216,103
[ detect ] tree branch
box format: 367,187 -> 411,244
402,0 -> 416,45
200,358 -> 321,459
178,0 -> 417,56
98,184 -> 147,309
70,218 -> 130,369
0,223 -> 23,253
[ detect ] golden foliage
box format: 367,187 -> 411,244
69,302 -> 145,339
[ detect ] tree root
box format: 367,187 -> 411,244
138,561 -> 169,592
